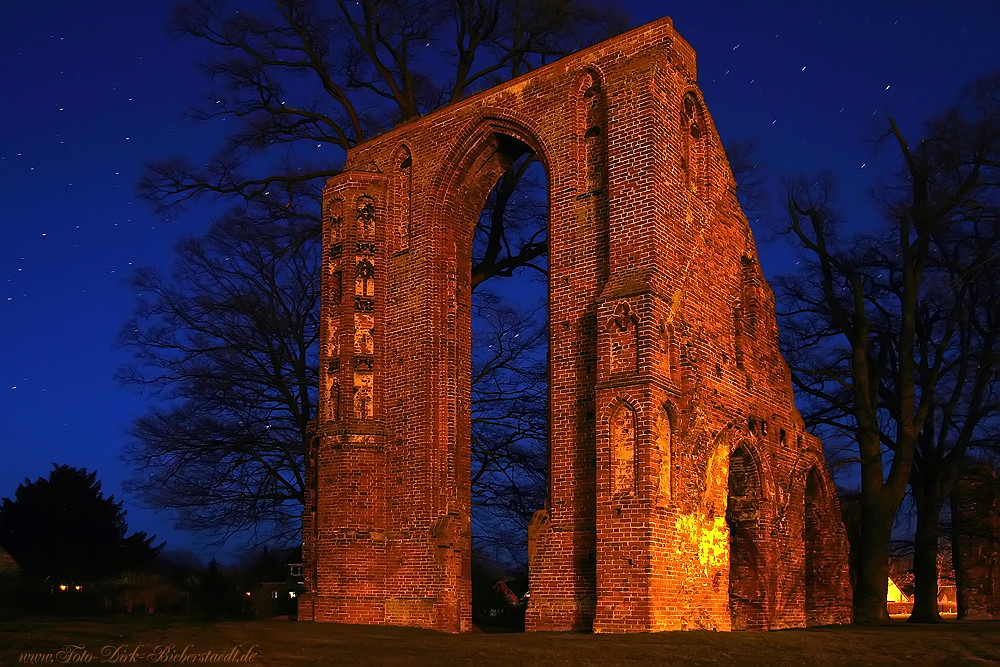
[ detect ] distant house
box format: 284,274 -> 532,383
0,545 -> 21,579
938,585 -> 958,614
245,549 -> 304,618
887,577 -> 908,603
887,577 -> 958,616
0,546 -> 27,610
887,577 -> 911,615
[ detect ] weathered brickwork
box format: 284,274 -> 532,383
300,17 -> 852,633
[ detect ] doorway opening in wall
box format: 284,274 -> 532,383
728,444 -> 769,630
469,149 -> 549,632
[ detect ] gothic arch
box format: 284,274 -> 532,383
602,396 -> 643,499
435,114 -> 552,202
391,143 -> 413,254
574,67 -> 608,188
428,115 -> 554,320
797,451 -> 837,503
324,197 -> 344,244
426,113 -> 554,506
727,440 -> 771,630
732,435 -> 775,502
654,402 -> 675,502
680,90 -> 708,197
699,433 -> 773,515
799,455 -> 851,625
728,439 -> 768,501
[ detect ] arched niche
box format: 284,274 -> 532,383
727,442 -> 769,630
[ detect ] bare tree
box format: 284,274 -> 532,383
140,0 -> 620,215
470,292 -> 547,565
776,72 -> 1000,623
119,209 -> 318,545
469,153 -> 549,564
905,202 -> 1000,622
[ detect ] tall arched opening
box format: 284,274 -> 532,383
465,142 -> 550,628
432,125 -> 557,633
727,443 -> 769,630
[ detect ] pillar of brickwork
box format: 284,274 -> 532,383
587,46 -> 732,631
522,65 -> 609,632
300,173 -> 391,624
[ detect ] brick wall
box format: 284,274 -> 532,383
300,16 -> 852,633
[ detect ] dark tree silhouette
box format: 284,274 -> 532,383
0,464 -> 162,582
776,72 -> 1000,623
119,212 -> 317,545
471,292 -> 547,564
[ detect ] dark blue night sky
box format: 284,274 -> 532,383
3,0 -> 999,558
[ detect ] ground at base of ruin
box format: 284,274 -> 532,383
3,614 -> 999,665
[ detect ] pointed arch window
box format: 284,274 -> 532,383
681,92 -> 707,195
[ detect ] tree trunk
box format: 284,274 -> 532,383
908,492 -> 943,622
853,505 -> 893,623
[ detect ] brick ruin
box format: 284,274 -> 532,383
298,17 -> 853,633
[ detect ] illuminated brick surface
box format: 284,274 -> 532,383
300,17 -> 852,633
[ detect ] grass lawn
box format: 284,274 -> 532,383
3,615 -> 1000,665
